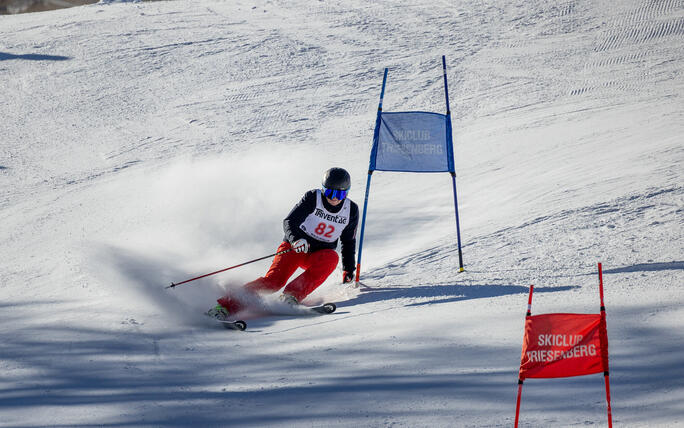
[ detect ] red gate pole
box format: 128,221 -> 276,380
514,378 -> 524,428
515,284 -> 534,428
598,263 -> 614,428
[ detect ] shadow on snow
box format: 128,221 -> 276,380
0,319 -> 515,426
342,282 -> 575,308
0,51 -> 71,61
1,303 -> 682,426
603,261 -> 684,274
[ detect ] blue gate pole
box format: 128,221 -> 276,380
443,56 -> 464,271
355,170 -> 373,283
355,67 -> 388,284
450,173 -> 464,271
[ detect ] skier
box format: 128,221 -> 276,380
208,167 -> 359,319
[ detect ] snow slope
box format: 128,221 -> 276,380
1,0 -> 682,426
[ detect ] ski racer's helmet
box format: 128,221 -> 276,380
322,167 -> 351,200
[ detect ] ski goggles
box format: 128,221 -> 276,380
323,187 -> 348,200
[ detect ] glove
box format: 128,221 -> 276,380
291,238 -> 309,253
342,271 -> 354,284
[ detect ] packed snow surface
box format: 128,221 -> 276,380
1,0 -> 682,426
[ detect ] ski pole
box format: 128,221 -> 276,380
165,248 -> 293,289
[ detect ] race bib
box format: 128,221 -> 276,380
300,190 -> 350,243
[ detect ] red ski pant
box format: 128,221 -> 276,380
218,241 -> 338,312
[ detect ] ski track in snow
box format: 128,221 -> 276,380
1,0 -> 683,426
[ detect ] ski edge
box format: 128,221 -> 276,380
218,319 -> 247,331
205,313 -> 247,331
310,302 -> 336,314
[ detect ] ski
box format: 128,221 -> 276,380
309,302 -> 336,314
205,303 -> 334,329
214,318 -> 247,331
268,302 -> 337,316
